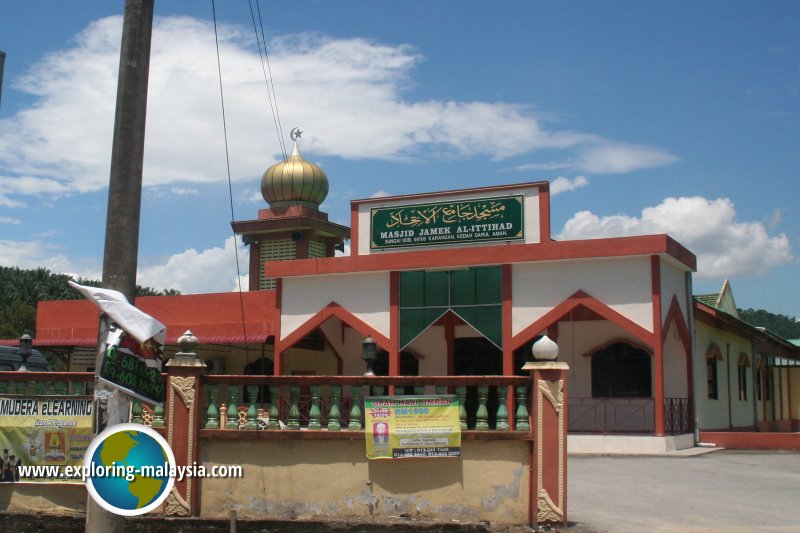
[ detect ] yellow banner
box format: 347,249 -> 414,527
364,395 -> 461,459
0,396 -> 94,483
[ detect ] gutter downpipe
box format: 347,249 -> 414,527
686,273 -> 701,445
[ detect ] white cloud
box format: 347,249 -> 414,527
0,15 -> 677,206
557,196 -> 794,278
575,142 -> 678,174
370,190 -> 391,198
0,217 -> 21,225
136,236 -> 248,294
550,176 -> 588,196
0,239 -> 85,274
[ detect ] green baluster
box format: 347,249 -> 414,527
54,381 -> 67,395
151,403 -> 165,428
226,385 -> 240,430
372,385 -> 385,397
435,385 -> 447,395
25,381 -> 36,395
245,385 -> 259,430
496,386 -> 509,431
0,381 -> 7,394
131,398 -> 143,424
45,381 -> 56,395
414,386 -> 425,396
348,386 -> 363,431
71,382 -> 87,395
308,385 -> 321,430
34,381 -> 45,395
205,385 -> 219,429
267,386 -> 280,430
7,381 -> 16,394
327,385 -> 341,431
287,386 -> 301,430
515,386 -> 530,432
455,386 -> 468,431
475,385 -> 489,431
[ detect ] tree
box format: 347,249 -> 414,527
738,308 -> 800,339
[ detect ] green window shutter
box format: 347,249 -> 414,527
399,266 -> 503,350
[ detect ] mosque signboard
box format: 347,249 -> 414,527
370,195 -> 524,249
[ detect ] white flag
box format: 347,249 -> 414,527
68,281 -> 165,343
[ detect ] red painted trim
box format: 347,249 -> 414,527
538,182 -> 551,242
445,319 -> 455,377
350,202 -> 359,257
651,256 -> 665,437
350,180 -> 549,205
502,264 -> 516,430
280,301 -> 391,355
510,290 -> 655,352
662,295 -> 694,413
266,234 -> 696,278
662,296 -> 692,355
275,279 -> 284,375
249,241 -> 261,291
502,264 -> 513,375
389,271 -> 400,377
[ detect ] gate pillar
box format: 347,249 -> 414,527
164,331 -> 205,516
524,361 -> 569,528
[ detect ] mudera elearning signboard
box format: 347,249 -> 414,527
370,195 -> 524,249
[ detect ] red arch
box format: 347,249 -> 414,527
662,295 -> 692,356
279,301 -> 391,353
510,290 -> 656,352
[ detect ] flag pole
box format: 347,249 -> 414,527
86,1 -> 154,531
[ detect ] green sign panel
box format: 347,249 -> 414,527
371,195 -> 524,249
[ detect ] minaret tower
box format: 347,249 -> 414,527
232,134 -> 350,290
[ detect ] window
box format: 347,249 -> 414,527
737,366 -> 747,401
591,342 -> 652,397
737,354 -> 749,402
706,343 -> 722,400
707,358 -> 718,400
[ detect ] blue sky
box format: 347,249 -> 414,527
0,1 -> 798,317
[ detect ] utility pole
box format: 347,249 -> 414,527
0,50 -> 6,112
86,1 -> 154,531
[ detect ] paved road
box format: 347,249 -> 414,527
568,450 -> 800,533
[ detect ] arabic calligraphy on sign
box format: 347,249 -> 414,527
370,195 -> 524,250
386,200 -> 507,228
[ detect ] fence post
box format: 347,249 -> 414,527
523,361 -> 569,529
164,330 -> 206,517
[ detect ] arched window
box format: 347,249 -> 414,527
591,342 -> 652,397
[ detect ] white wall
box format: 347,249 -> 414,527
663,321 -> 688,398
407,325 -> 448,376
282,272 -> 390,341
356,185 -> 541,255
660,259 -> 689,322
694,321 -> 756,430
512,257 -> 654,336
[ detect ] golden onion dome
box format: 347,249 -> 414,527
261,142 -> 329,209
